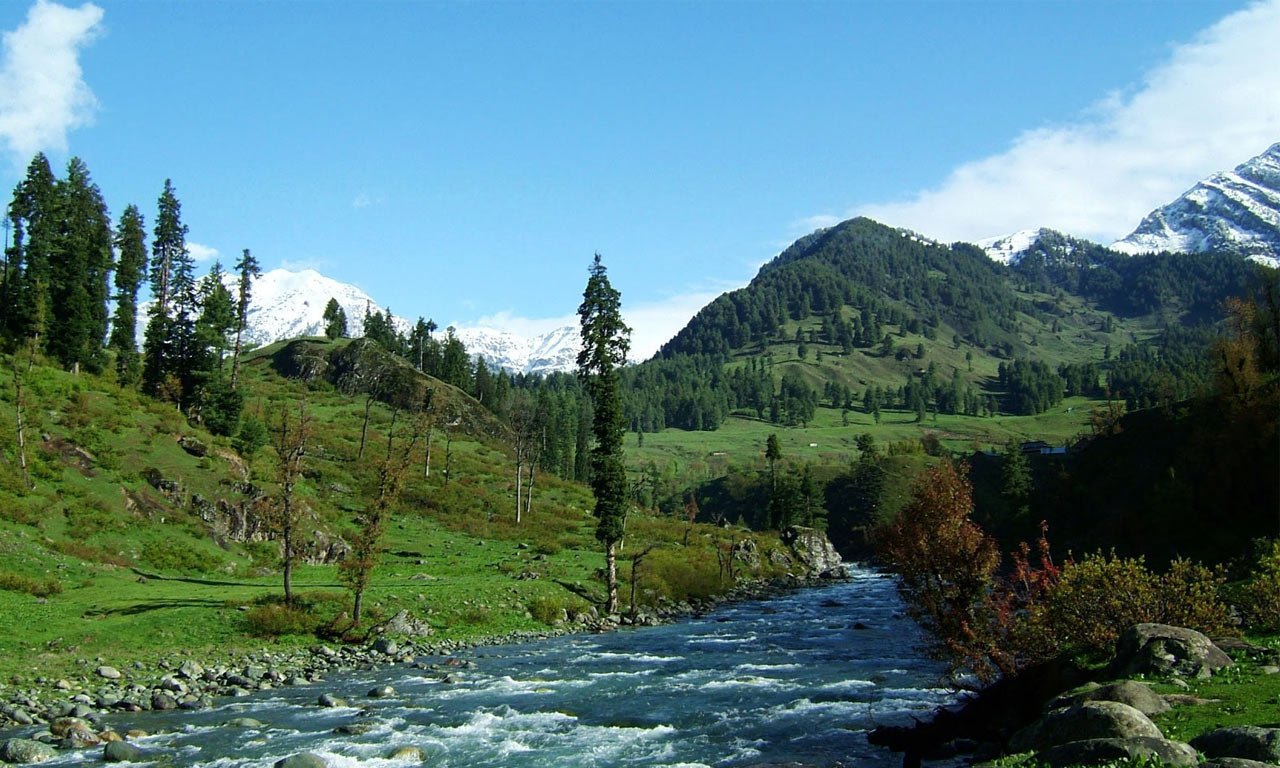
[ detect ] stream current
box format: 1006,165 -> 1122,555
35,566 -> 957,767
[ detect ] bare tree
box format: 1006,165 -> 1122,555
341,395 -> 427,625
627,544 -> 658,622
509,392 -> 540,523
269,399 -> 310,604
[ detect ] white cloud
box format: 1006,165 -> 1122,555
855,0 -> 1280,244
352,192 -> 374,209
279,257 -> 333,273
187,242 -> 218,263
0,1 -> 103,166
468,309 -> 578,339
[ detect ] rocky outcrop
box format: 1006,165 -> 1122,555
781,526 -> 846,578
1109,623 -> 1233,679
1069,680 -> 1170,717
1191,726 -> 1280,764
1035,736 -> 1198,767
1009,701 -> 1164,753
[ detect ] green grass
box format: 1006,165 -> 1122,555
0,344 -> 791,687
1150,636 -> 1280,742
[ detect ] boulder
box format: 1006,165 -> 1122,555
1190,726 -> 1280,763
60,723 -> 102,748
1110,623 -> 1233,679
178,436 -> 208,457
1034,736 -> 1198,767
1201,760 -> 1279,768
274,753 -> 330,768
780,526 -> 846,578
371,637 -> 398,656
96,665 -> 122,680
0,738 -> 57,764
375,609 -> 433,638
368,685 -> 395,698
317,693 -> 348,708
386,746 -> 426,760
1074,680 -> 1170,716
731,539 -> 761,570
1009,701 -> 1164,753
103,740 -> 145,763
150,692 -> 178,711
224,717 -> 265,728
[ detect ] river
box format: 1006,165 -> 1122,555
32,566 -> 957,767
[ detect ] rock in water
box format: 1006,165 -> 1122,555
317,693 -> 348,708
274,754 -> 330,768
368,685 -> 396,698
386,746 -> 426,760
0,738 -> 58,763
103,740 -> 145,763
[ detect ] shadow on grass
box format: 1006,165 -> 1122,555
83,598 -> 229,617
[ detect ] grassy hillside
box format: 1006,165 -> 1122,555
0,338 -> 801,686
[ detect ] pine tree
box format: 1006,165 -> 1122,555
230,248 -> 261,388
577,253 -> 631,615
142,180 -> 190,397
323,298 -> 347,340
3,154 -> 58,346
47,158 -> 112,374
109,205 -> 146,384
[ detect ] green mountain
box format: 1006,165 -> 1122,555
623,217 -> 1261,433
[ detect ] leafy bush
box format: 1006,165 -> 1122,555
244,602 -> 321,638
528,595 -> 580,625
645,547 -> 722,604
49,540 -> 132,567
141,538 -> 219,573
64,499 -> 124,539
234,416 -> 269,457
0,572 -> 62,598
1239,540 -> 1280,632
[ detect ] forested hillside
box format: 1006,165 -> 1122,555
622,217 -> 1262,432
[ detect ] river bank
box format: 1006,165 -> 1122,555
0,569 -> 846,736
4,566 -> 956,768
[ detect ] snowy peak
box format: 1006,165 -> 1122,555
978,228 -> 1058,265
453,325 -> 580,376
1112,142 -> 1280,266
236,268 -> 410,347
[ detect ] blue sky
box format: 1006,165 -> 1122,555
2,0 -> 1278,359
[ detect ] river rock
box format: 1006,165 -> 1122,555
274,753 -> 329,768
179,660 -> 204,680
1034,736 -> 1198,767
60,723 -> 101,748
372,638 -> 398,656
0,738 -> 57,763
96,665 -> 122,680
780,526 -> 846,578
103,740 -> 145,762
368,685 -> 395,698
1073,680 -> 1170,716
50,716 -> 91,737
1190,726 -> 1280,763
317,693 -> 348,708
225,717 -> 265,728
1009,701 -> 1164,753
376,609 -> 433,638
151,692 -> 178,711
386,745 -> 426,760
1109,623 -> 1233,679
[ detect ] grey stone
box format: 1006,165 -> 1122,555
1035,737 -> 1198,767
103,740 -> 145,763
274,753 -> 330,768
317,693 -> 348,708
1201,760 -> 1279,768
0,738 -> 58,763
372,637 -> 398,656
1010,701 -> 1164,753
96,666 -> 122,680
1110,623 -> 1234,679
386,745 -> 426,760
1191,726 -> 1280,763
178,660 -> 204,679
368,685 -> 395,698
224,717 -> 265,728
150,692 -> 178,711
1075,680 -> 1170,716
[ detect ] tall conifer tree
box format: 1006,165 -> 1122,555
48,158 -> 112,373
109,205 -> 146,383
3,154 -> 57,345
230,248 -> 260,388
577,253 -> 631,614
142,179 -> 191,398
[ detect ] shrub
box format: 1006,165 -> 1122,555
0,572 -> 62,598
244,602 -> 320,638
141,538 -> 219,573
64,499 -> 124,539
646,547 -> 722,604
528,595 -> 574,625
1240,540 -> 1280,632
234,416 -> 269,457
1035,552 -> 1159,656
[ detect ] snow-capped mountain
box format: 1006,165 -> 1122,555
978,228 -> 1056,264
454,326 -> 580,376
236,268 -> 411,346
1111,142 -> 1280,267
